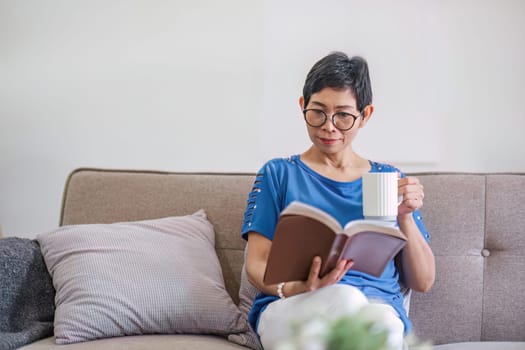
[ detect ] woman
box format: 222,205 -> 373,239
241,52 -> 435,349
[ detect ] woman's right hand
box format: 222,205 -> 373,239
245,232 -> 353,298
284,257 -> 354,296
305,256 -> 354,291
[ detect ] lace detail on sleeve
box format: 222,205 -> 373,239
242,172 -> 264,229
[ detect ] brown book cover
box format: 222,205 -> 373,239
263,201 -> 407,284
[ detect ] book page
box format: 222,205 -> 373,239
342,219 -> 406,240
281,201 -> 342,233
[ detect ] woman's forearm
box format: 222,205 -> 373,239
398,214 -> 436,292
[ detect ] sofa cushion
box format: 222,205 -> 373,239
433,341 -> 525,350
227,248 -> 262,350
409,175 -> 486,344
18,335 -> 252,350
37,211 -> 250,344
483,175 -> 525,341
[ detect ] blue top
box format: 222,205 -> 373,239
241,155 -> 430,334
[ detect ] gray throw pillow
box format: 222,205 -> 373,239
0,237 -> 55,350
37,210 -> 249,344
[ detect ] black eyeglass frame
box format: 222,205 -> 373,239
302,108 -> 363,131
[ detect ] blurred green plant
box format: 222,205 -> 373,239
274,304 -> 432,350
327,313 -> 389,350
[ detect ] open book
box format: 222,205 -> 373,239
263,201 -> 407,284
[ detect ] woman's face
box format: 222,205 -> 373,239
300,87 -> 366,156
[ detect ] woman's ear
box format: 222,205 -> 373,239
299,96 -> 305,110
359,104 -> 374,128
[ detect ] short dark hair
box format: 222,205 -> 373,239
302,52 -> 373,112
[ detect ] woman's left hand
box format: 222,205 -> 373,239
398,176 -> 424,216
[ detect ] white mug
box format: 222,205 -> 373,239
362,172 -> 400,221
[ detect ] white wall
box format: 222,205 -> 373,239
1,0 -> 524,238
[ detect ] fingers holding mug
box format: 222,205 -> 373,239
398,176 -> 424,213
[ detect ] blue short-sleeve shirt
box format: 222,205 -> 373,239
241,155 -> 430,334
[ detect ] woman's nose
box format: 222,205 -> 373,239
321,116 -> 337,131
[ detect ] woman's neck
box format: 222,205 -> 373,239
300,147 -> 371,182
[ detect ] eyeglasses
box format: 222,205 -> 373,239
303,108 -> 362,131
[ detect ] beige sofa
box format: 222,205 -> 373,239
13,168 -> 525,349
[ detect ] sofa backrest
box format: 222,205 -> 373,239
60,169 -> 525,345
60,168 -> 254,303
409,173 -> 525,344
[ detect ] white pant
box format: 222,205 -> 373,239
258,284 -> 405,350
